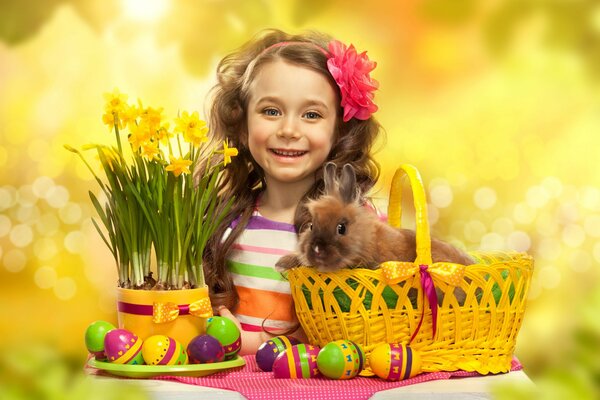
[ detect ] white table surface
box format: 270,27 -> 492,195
88,370 -> 535,400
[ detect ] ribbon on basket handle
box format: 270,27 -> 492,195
384,164 -> 465,342
381,261 -> 466,341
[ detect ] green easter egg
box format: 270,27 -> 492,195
206,316 -> 241,359
85,320 -> 116,353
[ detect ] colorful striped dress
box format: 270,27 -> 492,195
225,211 -> 298,333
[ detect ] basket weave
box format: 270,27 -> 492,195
287,164 -> 533,375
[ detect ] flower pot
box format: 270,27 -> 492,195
116,286 -> 211,346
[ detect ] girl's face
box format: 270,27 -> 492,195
246,60 -> 338,189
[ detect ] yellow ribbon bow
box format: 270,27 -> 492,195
380,261 -> 466,286
152,297 -> 213,324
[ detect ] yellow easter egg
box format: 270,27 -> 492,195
141,335 -> 188,366
369,343 -> 422,381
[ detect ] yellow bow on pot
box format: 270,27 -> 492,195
152,297 -> 213,324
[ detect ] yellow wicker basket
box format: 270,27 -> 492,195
287,164 -> 533,375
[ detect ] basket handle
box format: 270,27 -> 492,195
387,164 -> 433,266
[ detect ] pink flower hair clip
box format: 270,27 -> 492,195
326,40 -> 379,122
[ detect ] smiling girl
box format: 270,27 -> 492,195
200,29 -> 382,354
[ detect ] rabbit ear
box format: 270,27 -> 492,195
340,164 -> 359,204
323,162 -> 338,195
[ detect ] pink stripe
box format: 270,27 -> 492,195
118,302 -> 190,316
161,338 -> 177,365
231,243 -> 291,256
240,322 -> 264,332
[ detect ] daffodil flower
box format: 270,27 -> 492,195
217,140 -> 238,166
165,156 -> 193,177
141,142 -> 160,161
175,111 -> 209,147
103,88 -> 128,114
128,122 -> 152,152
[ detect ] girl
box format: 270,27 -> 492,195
200,29 -> 382,354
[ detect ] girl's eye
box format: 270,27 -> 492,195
263,108 -> 280,117
304,111 -> 321,120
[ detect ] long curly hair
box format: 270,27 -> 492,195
200,29 -> 382,311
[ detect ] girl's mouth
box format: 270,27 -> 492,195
269,149 -> 308,157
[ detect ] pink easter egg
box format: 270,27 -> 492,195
272,344 -> 321,379
103,328 -> 144,365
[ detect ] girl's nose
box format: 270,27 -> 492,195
276,116 -> 300,139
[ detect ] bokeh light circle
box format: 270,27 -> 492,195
473,187 -> 497,210
9,224 -> 34,248
34,266 -> 58,289
429,183 -> 453,208
54,277 -> 77,301
3,249 -> 27,272
0,215 -> 12,237
538,266 -> 561,289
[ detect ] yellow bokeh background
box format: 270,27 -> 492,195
1,0 -> 599,397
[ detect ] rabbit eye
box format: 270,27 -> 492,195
337,223 -> 346,235
307,222 -> 313,231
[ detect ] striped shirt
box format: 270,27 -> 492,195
225,211 -> 298,332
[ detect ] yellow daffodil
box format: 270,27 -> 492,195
139,106 -> 164,133
217,140 -> 238,166
165,156 -> 193,177
128,122 -> 152,152
141,142 -> 161,161
103,88 -> 128,114
174,111 -> 208,147
102,109 -> 122,130
156,122 -> 173,145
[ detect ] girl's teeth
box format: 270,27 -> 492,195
272,149 -> 305,156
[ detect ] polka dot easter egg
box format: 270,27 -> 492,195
369,343 -> 422,381
272,344 -> 321,379
206,316 -> 241,359
103,329 -> 144,365
84,320 -> 115,360
317,340 -> 364,379
187,334 -> 225,364
256,335 -> 301,372
142,335 -> 188,365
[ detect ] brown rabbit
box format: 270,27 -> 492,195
275,162 -> 474,273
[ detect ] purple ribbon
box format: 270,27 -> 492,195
117,302 -> 191,315
410,264 -> 439,343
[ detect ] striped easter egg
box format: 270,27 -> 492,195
256,335 -> 301,372
272,344 -> 321,379
141,335 -> 188,366
103,329 -> 144,365
369,343 -> 422,381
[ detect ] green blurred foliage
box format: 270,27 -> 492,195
0,343 -> 148,400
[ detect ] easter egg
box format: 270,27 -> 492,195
206,316 -> 241,359
369,343 -> 422,381
317,340 -> 364,380
104,329 -> 144,365
187,334 -> 225,364
84,320 -> 115,360
142,335 -> 188,365
349,340 -> 366,372
256,335 -> 301,372
272,344 -> 321,379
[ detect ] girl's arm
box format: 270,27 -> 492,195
217,307 -> 307,355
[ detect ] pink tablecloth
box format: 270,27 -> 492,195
153,356 -> 522,400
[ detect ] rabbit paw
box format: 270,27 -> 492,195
275,254 -> 302,272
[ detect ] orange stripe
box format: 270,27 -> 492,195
235,286 -> 294,322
